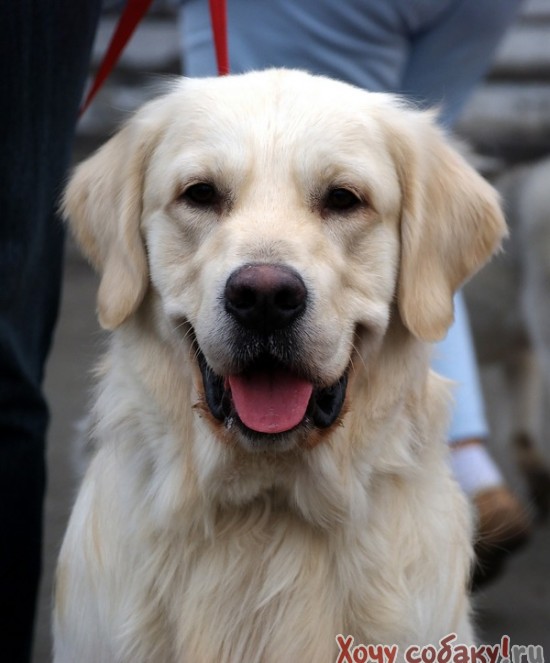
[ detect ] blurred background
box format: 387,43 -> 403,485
34,0 -> 550,660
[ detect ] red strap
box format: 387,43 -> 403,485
80,0 -> 155,116
80,0 -> 229,117
209,0 -> 230,75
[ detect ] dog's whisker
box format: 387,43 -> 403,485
350,341 -> 367,372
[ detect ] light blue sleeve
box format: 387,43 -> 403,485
432,293 -> 489,441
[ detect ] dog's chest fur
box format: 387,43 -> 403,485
70,401 -> 470,663
54,325 -> 473,662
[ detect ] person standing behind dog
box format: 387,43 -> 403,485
0,2 -> 102,662
177,0 -> 529,585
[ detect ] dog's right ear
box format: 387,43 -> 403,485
381,107 -> 507,343
62,106 -> 163,330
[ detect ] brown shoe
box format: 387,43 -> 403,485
471,486 -> 532,590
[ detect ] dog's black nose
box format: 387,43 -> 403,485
225,264 -> 307,331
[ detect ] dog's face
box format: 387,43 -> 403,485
65,70 -> 505,453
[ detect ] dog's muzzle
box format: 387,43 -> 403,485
197,263 -> 349,441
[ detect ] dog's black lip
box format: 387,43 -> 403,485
196,347 -> 348,439
197,351 -> 233,421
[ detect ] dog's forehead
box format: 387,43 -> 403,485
163,70 -> 396,153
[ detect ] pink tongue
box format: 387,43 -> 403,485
228,369 -> 313,434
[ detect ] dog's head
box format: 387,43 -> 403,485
64,70 -> 505,453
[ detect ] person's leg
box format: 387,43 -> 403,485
0,2 -> 101,660
432,294 -> 504,489
432,295 -> 489,442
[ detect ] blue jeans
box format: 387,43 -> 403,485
0,2 -> 100,660
178,0 -> 522,441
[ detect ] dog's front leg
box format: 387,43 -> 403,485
53,463 -> 121,663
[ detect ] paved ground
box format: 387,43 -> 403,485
32,247 -> 550,662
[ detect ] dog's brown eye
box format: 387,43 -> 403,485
182,183 -> 218,206
325,188 -> 361,211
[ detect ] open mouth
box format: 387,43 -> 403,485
197,350 -> 348,440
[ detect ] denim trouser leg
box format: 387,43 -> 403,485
0,2 -> 100,660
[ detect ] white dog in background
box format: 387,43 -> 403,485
465,157 -> 550,519
54,70 -> 506,662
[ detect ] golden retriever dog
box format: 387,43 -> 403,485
54,70 -> 506,662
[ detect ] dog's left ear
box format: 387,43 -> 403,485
385,110 -> 507,342
62,102 -> 165,330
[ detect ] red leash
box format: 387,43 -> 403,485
80,0 -> 155,116
80,0 -> 229,117
209,0 -> 230,75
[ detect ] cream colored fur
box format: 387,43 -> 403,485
54,70 -> 506,662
